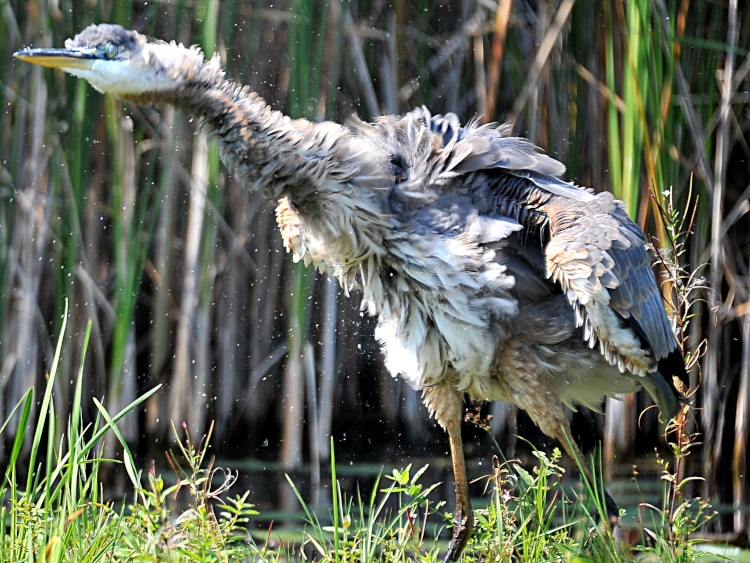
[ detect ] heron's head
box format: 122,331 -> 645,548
14,24 -> 212,101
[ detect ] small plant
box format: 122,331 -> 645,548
628,183 -> 715,561
462,450 -> 578,562
462,403 -> 716,563
116,421 -> 269,562
287,438 -> 443,562
632,403 -> 717,563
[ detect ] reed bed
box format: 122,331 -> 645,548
1,0 -> 748,537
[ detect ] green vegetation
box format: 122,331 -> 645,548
0,314 -> 730,561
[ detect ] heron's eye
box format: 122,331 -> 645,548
103,42 -> 118,59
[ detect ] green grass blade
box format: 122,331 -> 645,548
0,389 -> 34,468
26,300 -> 68,497
81,384 -> 162,461
91,398 -> 141,489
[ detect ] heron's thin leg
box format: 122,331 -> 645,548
444,419 -> 474,562
553,425 -> 619,523
422,384 -> 475,562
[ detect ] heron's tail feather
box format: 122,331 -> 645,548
640,369 -> 684,423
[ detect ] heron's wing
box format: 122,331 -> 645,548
543,191 -> 678,368
543,197 -> 687,418
421,112 -> 682,372
376,108 -> 684,413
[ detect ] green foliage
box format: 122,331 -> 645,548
279,414 -> 724,563
0,317 -> 732,562
0,306 -> 157,562
114,423 -> 264,562
463,451 -> 578,562
0,312 -> 268,563
286,444 -> 444,562
457,405 -> 720,563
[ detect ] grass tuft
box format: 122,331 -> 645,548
0,333 -> 727,562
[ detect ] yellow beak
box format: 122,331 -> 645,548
14,47 -> 98,70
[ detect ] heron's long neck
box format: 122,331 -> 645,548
126,50 -> 392,280
131,54 -> 322,200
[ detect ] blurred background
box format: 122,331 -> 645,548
1,0 -> 748,537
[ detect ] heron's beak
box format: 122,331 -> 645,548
13,47 -> 98,71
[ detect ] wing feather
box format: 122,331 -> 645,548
408,107 -> 568,179
544,192 -> 677,371
381,107 -> 681,377
362,106 -> 686,416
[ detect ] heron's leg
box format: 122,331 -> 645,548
423,385 -> 474,562
550,424 -> 619,523
444,417 -> 474,562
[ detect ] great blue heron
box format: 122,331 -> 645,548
16,24 -> 686,561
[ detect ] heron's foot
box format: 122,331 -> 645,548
592,488 -> 621,528
443,510 -> 474,563
604,489 -> 620,525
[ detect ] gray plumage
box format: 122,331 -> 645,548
15,24 -> 687,562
